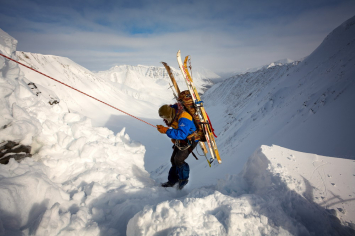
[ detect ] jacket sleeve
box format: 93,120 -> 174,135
166,117 -> 194,140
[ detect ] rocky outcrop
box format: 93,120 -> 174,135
0,141 -> 31,164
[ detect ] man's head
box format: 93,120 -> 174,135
158,105 -> 175,124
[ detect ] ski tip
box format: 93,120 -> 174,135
218,160 -> 222,164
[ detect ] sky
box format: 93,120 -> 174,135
1,0 -> 355,74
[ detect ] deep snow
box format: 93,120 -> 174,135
0,15 -> 355,236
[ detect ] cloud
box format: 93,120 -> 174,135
1,0 -> 355,73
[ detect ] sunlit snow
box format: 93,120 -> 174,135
0,15 -> 355,236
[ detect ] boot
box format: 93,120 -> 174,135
161,181 -> 176,188
178,179 -> 189,190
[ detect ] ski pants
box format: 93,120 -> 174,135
168,141 -> 198,184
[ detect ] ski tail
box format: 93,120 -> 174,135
184,56 -> 193,82
161,62 -> 181,96
199,142 -> 211,167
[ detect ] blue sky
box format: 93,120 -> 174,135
1,0 -> 355,74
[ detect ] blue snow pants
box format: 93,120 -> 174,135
168,141 -> 198,184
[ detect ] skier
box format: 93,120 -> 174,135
157,103 -> 199,190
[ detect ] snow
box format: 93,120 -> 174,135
1,15 -> 355,236
129,145 -> 355,236
217,58 -> 298,81
127,191 -> 279,236
199,14 -> 355,186
15,52 -> 164,126
95,63 -> 213,95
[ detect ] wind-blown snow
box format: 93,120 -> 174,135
1,14 -> 355,236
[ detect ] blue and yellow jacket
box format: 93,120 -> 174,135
166,105 -> 197,140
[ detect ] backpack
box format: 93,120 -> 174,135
178,90 -> 206,142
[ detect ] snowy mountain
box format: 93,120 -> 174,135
0,14 -> 355,236
199,13 -> 355,223
203,15 -> 355,164
216,58 -> 298,82
266,58 -> 295,67
95,64 -> 215,94
14,52 -> 214,127
251,58 -> 297,71
15,52 -> 173,125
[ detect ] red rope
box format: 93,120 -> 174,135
206,113 -> 218,138
0,53 -> 157,128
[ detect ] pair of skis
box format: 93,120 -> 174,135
161,50 -> 222,166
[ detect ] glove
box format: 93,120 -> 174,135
157,125 -> 168,134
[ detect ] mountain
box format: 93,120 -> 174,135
194,14 -> 355,219
0,15 -> 355,236
95,64 -> 215,94
217,58 -> 298,81
203,14 -> 355,163
15,52 -> 177,125
255,58 -> 296,70
14,52 -> 215,127
14,54 -> 214,125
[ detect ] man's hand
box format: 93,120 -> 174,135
157,125 -> 168,134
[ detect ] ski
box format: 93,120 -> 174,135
161,61 -> 211,166
161,62 -> 180,96
176,50 -> 222,164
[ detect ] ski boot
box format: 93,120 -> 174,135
161,181 -> 176,188
178,179 -> 188,190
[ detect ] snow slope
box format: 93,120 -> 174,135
198,14 -> 355,184
2,28 -> 198,236
15,52 -> 174,126
14,50 -> 217,172
15,53 -> 215,172
1,15 -> 355,236
1,28 -> 174,235
129,145 -> 355,235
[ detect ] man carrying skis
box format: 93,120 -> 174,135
157,103 -> 199,190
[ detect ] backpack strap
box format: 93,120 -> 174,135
191,151 -> 198,160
